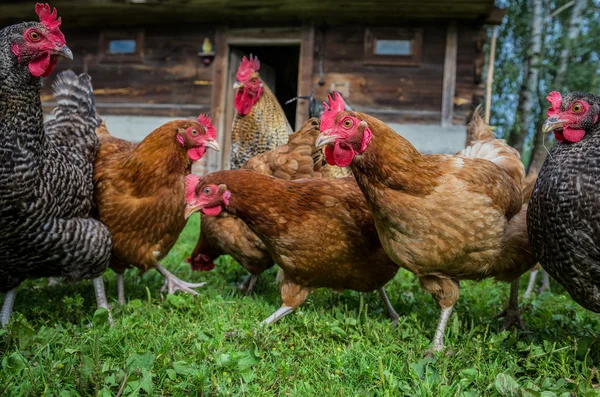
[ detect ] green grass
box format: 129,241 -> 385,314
1,214 -> 599,396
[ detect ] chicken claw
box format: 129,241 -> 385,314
156,263 -> 206,296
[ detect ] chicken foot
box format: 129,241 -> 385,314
92,276 -> 113,325
239,274 -> 259,295
156,263 -> 206,296
1,288 -> 17,327
377,287 -> 400,325
261,305 -> 295,325
498,279 -> 525,331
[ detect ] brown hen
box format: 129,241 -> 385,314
317,96 -> 537,352
94,116 -> 219,304
189,118 -> 351,294
185,171 -> 400,324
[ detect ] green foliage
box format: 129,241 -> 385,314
489,0 -> 600,161
0,215 -> 599,395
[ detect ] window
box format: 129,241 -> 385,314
109,39 -> 137,54
364,28 -> 423,66
99,31 -> 144,63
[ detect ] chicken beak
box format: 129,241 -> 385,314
233,81 -> 244,90
204,139 -> 220,151
315,133 -> 340,148
184,204 -> 202,220
55,45 -> 73,60
542,117 -> 565,134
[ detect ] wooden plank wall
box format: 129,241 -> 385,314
312,24 -> 485,126
41,26 -> 216,118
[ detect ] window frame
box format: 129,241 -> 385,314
364,28 -> 423,67
98,30 -> 145,63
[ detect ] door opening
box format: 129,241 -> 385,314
227,45 -> 300,129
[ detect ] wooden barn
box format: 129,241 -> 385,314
0,0 -> 504,174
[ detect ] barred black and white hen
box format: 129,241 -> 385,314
0,4 -> 112,326
528,91 -> 600,313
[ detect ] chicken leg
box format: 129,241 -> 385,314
1,288 -> 17,327
117,272 -> 126,305
377,287 -> 400,325
524,267 -> 539,299
539,270 -> 551,294
420,276 -> 460,353
156,263 -> 206,296
239,274 -> 259,295
261,305 -> 295,325
92,276 -> 113,325
499,279 -> 525,331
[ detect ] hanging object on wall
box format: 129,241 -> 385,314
198,37 -> 215,66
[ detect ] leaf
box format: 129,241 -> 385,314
237,350 -> 259,370
241,368 -> 256,383
138,371 -> 153,394
36,326 -> 58,345
59,391 -> 72,397
495,373 -> 520,397
197,331 -> 211,341
92,308 -> 110,327
166,369 -> 176,381
64,348 -> 78,355
330,326 -> 347,337
80,355 -> 95,380
126,352 -> 155,371
167,294 -> 187,308
216,353 -> 231,366
459,367 -> 478,383
5,352 -> 26,375
173,361 -> 192,376
127,299 -> 142,309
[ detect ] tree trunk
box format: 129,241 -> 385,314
507,0 -> 543,154
528,0 -> 587,172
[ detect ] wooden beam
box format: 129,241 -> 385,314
441,22 -> 457,128
296,24 -> 315,129
208,26 -> 228,173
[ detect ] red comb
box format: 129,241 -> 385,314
236,55 -> 260,82
198,114 -> 216,140
320,92 -> 347,132
35,3 -> 62,31
547,91 -> 562,117
185,174 -> 200,204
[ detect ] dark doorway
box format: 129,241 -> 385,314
229,45 -> 300,127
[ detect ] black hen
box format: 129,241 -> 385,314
0,9 -> 112,325
527,91 -> 600,312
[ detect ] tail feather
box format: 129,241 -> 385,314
52,70 -> 98,125
458,107 -> 525,188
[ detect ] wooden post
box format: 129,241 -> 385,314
296,24 -> 315,130
208,26 -> 228,172
441,22 -> 457,128
485,26 -> 498,124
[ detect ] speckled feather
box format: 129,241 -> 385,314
528,92 -> 600,312
94,119 -> 204,273
196,170 -> 399,308
0,23 -> 111,292
230,84 -> 292,170
193,118 -> 350,278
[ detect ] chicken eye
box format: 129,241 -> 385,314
343,119 -> 353,128
202,187 -> 212,195
190,129 -> 199,136
29,31 -> 41,41
572,103 -> 583,113
252,78 -> 257,83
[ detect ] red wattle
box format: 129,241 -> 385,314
202,205 -> 222,216
187,147 -> 206,162
332,142 -> 355,167
28,54 -> 52,77
562,128 -> 585,143
234,87 -> 263,115
324,145 -> 337,166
